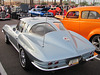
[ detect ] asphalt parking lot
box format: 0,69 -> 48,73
0,19 -> 100,75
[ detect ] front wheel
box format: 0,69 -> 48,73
91,35 -> 100,52
19,47 -> 32,70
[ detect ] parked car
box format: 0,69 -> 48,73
0,6 -> 11,20
2,17 -> 97,71
11,4 -> 31,19
28,8 -> 53,17
61,6 -> 100,52
48,7 -> 57,16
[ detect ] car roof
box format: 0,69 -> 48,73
20,17 -> 61,32
21,17 -> 60,23
20,17 -> 60,30
69,6 -> 100,13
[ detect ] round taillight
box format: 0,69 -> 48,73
48,62 -> 52,65
55,61 -> 59,64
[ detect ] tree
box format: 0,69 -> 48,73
80,1 -> 88,6
41,2 -> 47,5
71,1 -> 75,4
53,2 -> 57,5
60,0 -> 62,5
63,1 -> 68,5
70,1 -> 75,5
0,0 -> 1,5
93,2 -> 100,6
54,0 -> 56,5
30,0 -> 33,6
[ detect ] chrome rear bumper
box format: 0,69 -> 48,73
86,55 -> 98,61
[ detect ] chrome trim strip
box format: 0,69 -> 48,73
31,62 -> 69,71
9,40 -> 19,52
86,55 -> 98,61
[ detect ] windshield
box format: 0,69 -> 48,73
53,22 -> 65,30
41,8 -> 50,11
33,8 -> 42,11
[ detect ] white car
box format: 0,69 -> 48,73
2,17 -> 98,71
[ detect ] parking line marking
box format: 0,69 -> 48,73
95,57 -> 100,61
0,62 -> 7,75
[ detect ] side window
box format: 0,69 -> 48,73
30,23 -> 56,36
82,11 -> 100,19
82,11 -> 89,19
67,11 -> 79,18
16,21 -> 26,32
88,11 -> 100,19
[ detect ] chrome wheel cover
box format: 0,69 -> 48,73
20,49 -> 26,67
92,35 -> 100,51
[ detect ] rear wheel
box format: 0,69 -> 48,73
19,47 -> 32,70
90,35 -> 100,52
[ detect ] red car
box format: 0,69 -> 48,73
0,6 -> 11,20
48,7 -> 62,16
48,7 -> 57,16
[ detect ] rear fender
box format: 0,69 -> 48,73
87,28 -> 100,40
